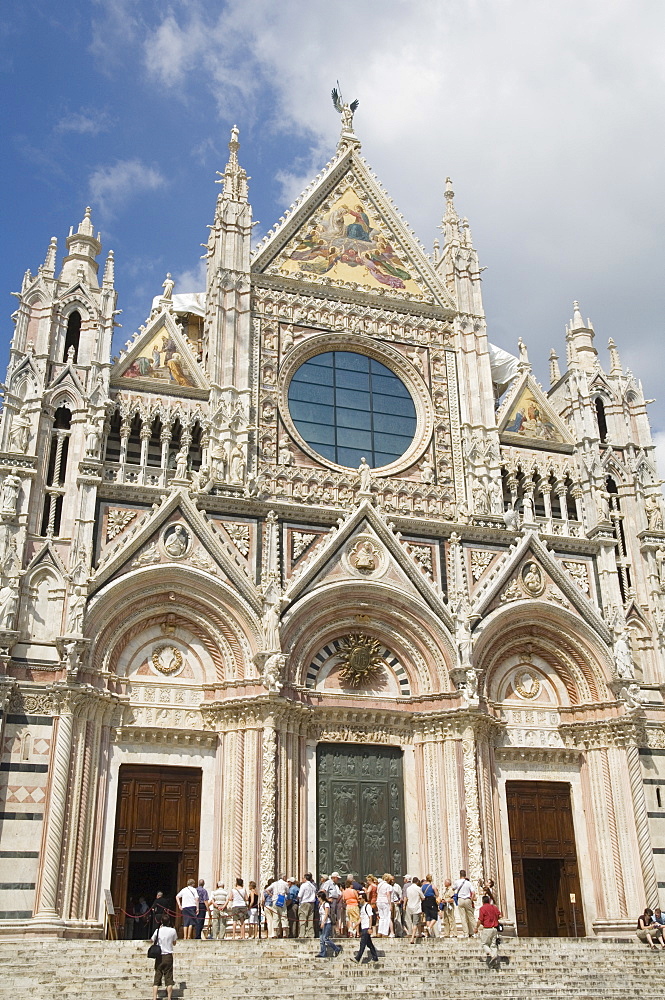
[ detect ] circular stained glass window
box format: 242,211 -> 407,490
288,351 -> 417,469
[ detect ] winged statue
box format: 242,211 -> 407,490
331,81 -> 359,131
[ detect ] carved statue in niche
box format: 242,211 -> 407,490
420,457 -> 434,485
656,545 -> 665,587
613,625 -> 634,680
163,524 -> 190,558
0,471 -> 21,514
229,444 -> 245,484
84,416 -> 102,459
8,407 -> 30,453
262,598 -> 281,652
522,561 -> 544,596
473,485 -> 490,515
0,582 -> 18,629
278,441 -> 294,466
646,493 -> 664,531
66,586 -> 86,634
174,446 -> 189,480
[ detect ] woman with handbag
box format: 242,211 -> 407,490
149,915 -> 177,1000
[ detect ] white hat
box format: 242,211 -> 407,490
331,871 -> 341,878
287,877 -> 296,883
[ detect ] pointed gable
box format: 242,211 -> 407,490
111,311 -> 208,396
498,372 -> 574,452
253,149 -> 455,309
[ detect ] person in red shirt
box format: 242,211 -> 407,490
475,894 -> 501,969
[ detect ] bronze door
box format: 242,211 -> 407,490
507,780 -> 584,937
316,743 -> 405,880
111,764 -> 202,934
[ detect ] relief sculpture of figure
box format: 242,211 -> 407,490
613,626 -> 634,680
0,471 -> 21,514
8,408 -> 30,453
646,493 -> 664,531
0,583 -> 18,630
229,444 -> 245,484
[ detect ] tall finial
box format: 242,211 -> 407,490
441,177 -> 459,245
332,82 -> 360,151
41,237 -> 57,277
608,337 -> 623,376
78,206 -> 94,237
566,299 -> 597,371
103,249 -> 115,287
549,348 -> 561,384
216,126 -> 249,203
571,300 -> 585,330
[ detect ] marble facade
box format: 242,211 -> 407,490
0,108 -> 663,937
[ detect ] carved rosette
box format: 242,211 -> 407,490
259,725 -> 277,888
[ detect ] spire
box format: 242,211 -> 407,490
565,299 -> 597,372
102,250 -> 115,288
442,177 -> 459,245
608,337 -> 623,376
549,348 -> 561,384
41,237 -> 57,278
78,206 -> 94,237
59,207 -> 101,286
216,126 -> 249,203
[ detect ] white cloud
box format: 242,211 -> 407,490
55,107 -> 114,135
175,259 -> 206,292
89,159 -> 166,217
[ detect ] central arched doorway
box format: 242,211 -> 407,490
316,742 -> 406,879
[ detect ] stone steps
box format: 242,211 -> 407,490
0,937 -> 661,1000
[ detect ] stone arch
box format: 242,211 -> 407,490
282,580 -> 454,696
474,602 -> 613,705
305,635 -> 411,697
22,564 -> 64,640
86,567 -> 262,686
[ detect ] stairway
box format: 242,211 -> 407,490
0,935 -> 660,1000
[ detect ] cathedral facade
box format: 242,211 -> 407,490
1,110 -> 664,938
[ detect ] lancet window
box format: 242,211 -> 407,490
63,311 -> 81,363
40,405 -> 71,537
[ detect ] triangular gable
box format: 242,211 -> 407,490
471,529 -> 610,641
498,373 -> 574,452
282,500 -> 450,624
45,363 -> 87,401
253,148 -> 455,310
58,281 -> 99,315
111,311 -> 208,395
25,540 -> 69,580
89,488 -> 261,612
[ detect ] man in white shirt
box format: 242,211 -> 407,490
297,872 -> 317,937
176,878 -> 199,940
208,881 -> 229,940
268,875 -> 289,937
352,890 -> 379,963
453,869 -> 476,937
401,876 -> 413,935
151,915 -> 177,1000
391,879 -> 404,937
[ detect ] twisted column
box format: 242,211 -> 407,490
600,748 -> 627,917
626,742 -> 659,908
34,709 -> 74,919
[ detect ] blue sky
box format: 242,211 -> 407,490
3,1 -> 665,460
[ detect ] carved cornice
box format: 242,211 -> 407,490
112,726 -> 217,748
558,716 -> 644,750
494,746 -> 582,765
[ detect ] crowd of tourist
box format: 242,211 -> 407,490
140,868 -> 502,973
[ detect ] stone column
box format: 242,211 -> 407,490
461,722 -> 484,885
33,698 -> 75,921
260,722 -> 277,888
626,740 -> 659,908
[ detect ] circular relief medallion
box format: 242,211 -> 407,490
152,644 -> 184,676
162,523 -> 191,559
338,634 -> 384,688
348,537 -> 383,575
521,561 -> 545,597
515,669 -> 541,699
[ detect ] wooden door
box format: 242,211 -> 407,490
506,780 -> 584,937
111,765 -> 202,931
316,743 -> 405,880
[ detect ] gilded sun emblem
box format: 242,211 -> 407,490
338,633 -> 384,688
